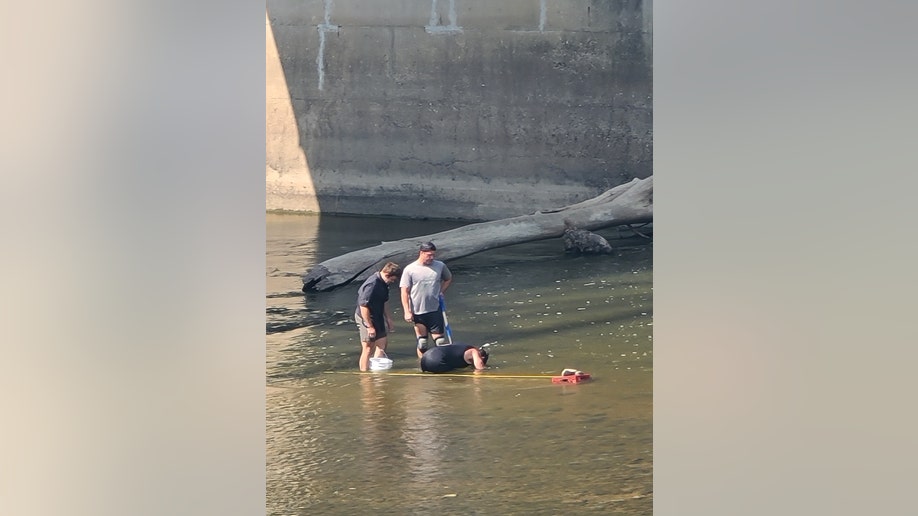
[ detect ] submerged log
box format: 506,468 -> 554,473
563,227 -> 613,254
302,176 -> 653,292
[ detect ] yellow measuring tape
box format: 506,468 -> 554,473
325,371 -> 558,379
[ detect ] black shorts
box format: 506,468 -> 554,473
412,310 -> 445,335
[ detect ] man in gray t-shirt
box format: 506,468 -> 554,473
400,241 -> 452,358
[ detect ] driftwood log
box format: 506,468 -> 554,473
302,175 -> 653,292
563,227 -> 613,254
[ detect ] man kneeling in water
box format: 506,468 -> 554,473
420,344 -> 489,373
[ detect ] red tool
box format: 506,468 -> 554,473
551,368 -> 592,384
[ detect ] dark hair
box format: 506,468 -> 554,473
419,241 -> 437,252
477,346 -> 489,365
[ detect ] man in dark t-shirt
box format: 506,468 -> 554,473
354,262 -> 401,371
420,344 -> 489,373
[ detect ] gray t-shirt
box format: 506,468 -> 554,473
399,260 -> 451,314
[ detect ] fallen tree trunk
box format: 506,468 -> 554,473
563,228 -> 613,254
302,176 -> 652,292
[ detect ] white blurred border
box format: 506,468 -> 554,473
655,1 -> 918,514
1,2 -> 265,515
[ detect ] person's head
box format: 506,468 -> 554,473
380,262 -> 401,284
418,241 -> 437,265
477,346 -> 489,365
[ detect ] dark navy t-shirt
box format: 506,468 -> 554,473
355,274 -> 389,328
420,344 -> 473,373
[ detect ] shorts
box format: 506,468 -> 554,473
412,310 -> 445,335
355,312 -> 387,343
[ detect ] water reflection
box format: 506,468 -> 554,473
402,382 -> 446,490
356,374 -> 414,497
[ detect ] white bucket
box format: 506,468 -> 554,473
369,355 -> 393,371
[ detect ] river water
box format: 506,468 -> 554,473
266,213 -> 653,515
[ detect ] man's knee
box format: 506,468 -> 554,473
435,336 -> 448,346
417,336 -> 429,351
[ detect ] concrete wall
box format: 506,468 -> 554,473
267,0 -> 652,220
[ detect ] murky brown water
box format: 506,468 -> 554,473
267,213 -> 652,514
